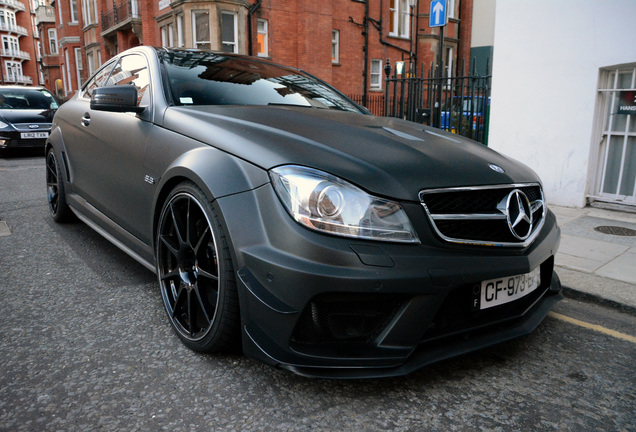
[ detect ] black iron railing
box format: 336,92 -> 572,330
386,59 -> 492,144
350,59 -> 492,145
348,93 -> 386,117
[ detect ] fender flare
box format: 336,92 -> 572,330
151,146 -> 270,243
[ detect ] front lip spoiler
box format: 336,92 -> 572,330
273,290 -> 562,379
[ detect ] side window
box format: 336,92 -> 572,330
107,54 -> 151,106
82,60 -> 117,99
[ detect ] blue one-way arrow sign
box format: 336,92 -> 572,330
429,0 -> 448,27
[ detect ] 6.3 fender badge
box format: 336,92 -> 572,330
489,163 -> 505,173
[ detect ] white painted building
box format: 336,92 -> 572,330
481,0 -> 636,209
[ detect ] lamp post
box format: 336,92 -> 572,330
384,58 -> 392,79
384,59 -> 392,117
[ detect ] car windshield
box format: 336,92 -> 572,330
158,49 -> 363,113
0,88 -> 58,110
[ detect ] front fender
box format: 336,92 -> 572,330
46,124 -> 74,193
141,125 -> 269,253
156,146 -> 269,204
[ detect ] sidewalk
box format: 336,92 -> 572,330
551,204 -> 636,314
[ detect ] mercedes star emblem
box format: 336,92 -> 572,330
498,189 -> 534,240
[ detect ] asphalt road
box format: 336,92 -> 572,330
1,154 -> 635,431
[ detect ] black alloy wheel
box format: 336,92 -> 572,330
156,183 -> 239,352
46,148 -> 73,222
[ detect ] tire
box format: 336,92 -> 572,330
156,182 -> 240,353
46,148 -> 74,222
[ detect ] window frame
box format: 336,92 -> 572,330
389,0 -> 410,38
86,51 -> 94,76
5,60 -> 22,82
48,28 -> 58,54
81,0 -> 98,25
64,49 -> 71,92
176,14 -> 184,48
256,18 -> 268,57
2,35 -> 20,55
0,10 -> 17,28
161,26 -> 168,47
370,59 -> 382,90
332,30 -> 339,64
192,10 -> 211,50
74,47 -> 83,88
70,0 -> 78,23
167,23 -> 175,47
220,10 -> 238,54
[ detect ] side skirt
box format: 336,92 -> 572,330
67,194 -> 156,273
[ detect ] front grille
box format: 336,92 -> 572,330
13,123 -> 52,132
420,183 -> 545,247
290,293 -> 405,346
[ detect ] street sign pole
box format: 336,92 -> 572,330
429,0 -> 448,128
436,24 -> 445,128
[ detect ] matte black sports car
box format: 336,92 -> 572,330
0,85 -> 58,155
46,47 -> 561,378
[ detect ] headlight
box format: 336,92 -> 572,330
270,165 -> 419,243
0,121 -> 9,129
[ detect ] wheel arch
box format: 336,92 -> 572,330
45,126 -> 72,186
151,147 -> 269,251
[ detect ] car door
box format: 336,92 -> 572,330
71,53 -> 156,243
61,58 -> 117,201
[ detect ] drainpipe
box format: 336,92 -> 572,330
362,0 -> 369,107
247,0 -> 262,57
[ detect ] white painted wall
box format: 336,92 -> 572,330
488,0 -> 636,208
471,0 -> 496,47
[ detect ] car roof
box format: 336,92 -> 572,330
0,85 -> 47,90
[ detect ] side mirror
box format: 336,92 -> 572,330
90,85 -> 145,113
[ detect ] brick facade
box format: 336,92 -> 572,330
0,0 -> 39,87
249,0 -> 473,96
46,0 -> 472,105
35,3 -> 61,93
53,0 -> 82,98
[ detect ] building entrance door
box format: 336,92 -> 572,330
593,65 -> 636,207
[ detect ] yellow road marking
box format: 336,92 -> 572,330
549,312 -> 636,344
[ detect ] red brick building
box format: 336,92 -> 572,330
151,0 -> 472,98
51,0 -> 473,109
35,1 -> 61,93
0,0 -> 39,86
51,0 -> 82,98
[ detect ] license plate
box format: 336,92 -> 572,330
475,267 -> 541,310
20,132 -> 48,139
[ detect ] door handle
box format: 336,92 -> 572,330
81,113 -> 91,126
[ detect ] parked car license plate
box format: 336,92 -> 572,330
476,267 -> 541,310
20,132 -> 48,139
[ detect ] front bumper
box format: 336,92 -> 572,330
217,184 -> 562,379
0,132 -> 48,150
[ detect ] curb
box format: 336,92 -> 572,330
561,285 -> 636,317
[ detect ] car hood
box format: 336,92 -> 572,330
162,105 -> 540,201
0,109 -> 56,124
